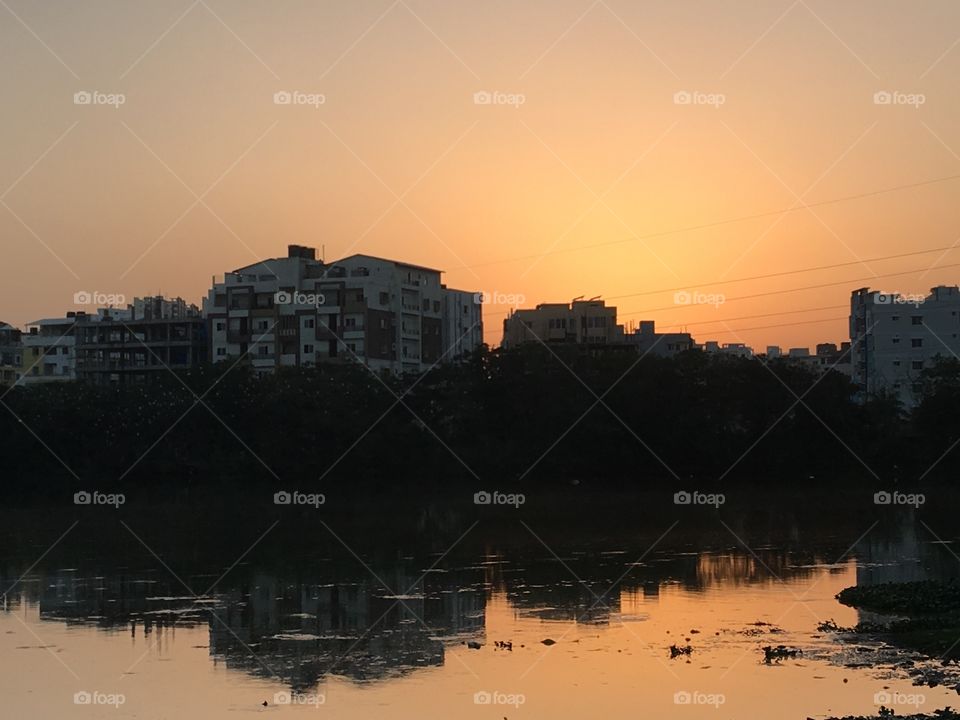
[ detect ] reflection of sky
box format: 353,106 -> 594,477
2,521 -> 958,718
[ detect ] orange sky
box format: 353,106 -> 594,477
2,0 -> 960,349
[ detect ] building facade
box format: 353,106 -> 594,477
74,297 -> 206,385
0,322 -> 22,386
501,299 -> 624,349
19,316 -> 79,384
850,285 -> 960,407
625,320 -> 694,357
203,246 -> 482,375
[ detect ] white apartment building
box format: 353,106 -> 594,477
203,246 -> 483,375
850,285 -> 960,407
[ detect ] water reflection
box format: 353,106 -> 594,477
1,515 -> 956,695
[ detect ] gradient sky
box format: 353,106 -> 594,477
2,0 -> 960,349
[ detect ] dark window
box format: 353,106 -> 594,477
911,316 -> 923,325
911,338 -> 923,348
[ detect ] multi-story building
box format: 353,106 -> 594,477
19,315 -> 79,384
501,299 -> 624,349
0,322 -> 21,385
74,297 -> 206,385
625,320 -> 694,357
850,285 -> 960,407
0,322 -> 22,386
700,341 -> 754,358
203,246 -> 483,375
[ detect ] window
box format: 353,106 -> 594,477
215,321 -> 225,332
432,300 -> 440,313
345,317 -> 357,328
347,343 -> 356,353
892,336 -> 900,345
355,292 -> 364,302
422,299 -> 430,311
911,338 -> 923,348
303,344 -> 314,354
379,292 -> 389,304
379,318 -> 387,329
892,360 -> 901,367
259,345 -> 269,356
216,347 -> 226,357
911,316 -> 923,325
304,318 -> 315,329
891,315 -> 900,321
912,361 -> 924,370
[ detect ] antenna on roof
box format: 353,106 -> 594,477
571,295 -> 584,303
588,295 -> 601,301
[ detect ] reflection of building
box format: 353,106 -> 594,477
501,299 -> 624,349
850,285 -> 960,407
203,246 -> 482,375
0,322 -> 22,386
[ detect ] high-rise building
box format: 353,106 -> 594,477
203,246 -> 482,375
850,285 -> 960,407
0,322 -> 22,386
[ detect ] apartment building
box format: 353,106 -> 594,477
74,297 -> 206,385
19,315 -> 79,384
0,322 -> 22,386
501,299 -> 624,349
203,246 -> 483,375
850,285 -> 960,407
625,320 -> 694,357
18,297 -> 205,386
700,341 -> 754,358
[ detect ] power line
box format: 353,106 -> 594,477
452,172 -> 960,271
646,304 -> 848,329
604,245 -> 960,302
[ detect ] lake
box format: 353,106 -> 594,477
1,497 -> 958,718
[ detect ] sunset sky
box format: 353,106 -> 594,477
2,0 -> 960,349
